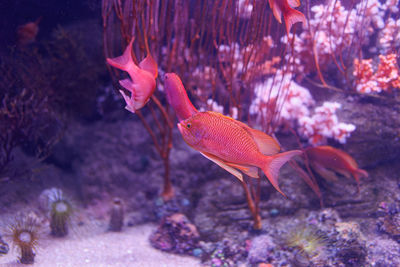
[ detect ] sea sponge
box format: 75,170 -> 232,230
6,213 -> 41,264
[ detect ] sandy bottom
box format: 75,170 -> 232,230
0,223 -> 201,267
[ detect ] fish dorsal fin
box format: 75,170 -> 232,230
139,54 -> 158,78
200,152 -> 243,182
206,111 -> 280,155
225,162 -> 259,178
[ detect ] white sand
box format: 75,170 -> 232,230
0,224 -> 201,267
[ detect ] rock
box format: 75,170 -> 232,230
247,235 -> 276,264
332,222 -> 367,267
338,95 -> 400,168
149,213 -> 200,254
366,237 -> 400,267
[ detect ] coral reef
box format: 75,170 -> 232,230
354,53 -> 400,94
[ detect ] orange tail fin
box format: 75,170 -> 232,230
283,6 -> 306,33
261,150 -> 302,196
106,38 -> 136,72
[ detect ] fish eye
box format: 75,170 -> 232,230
187,123 -> 191,129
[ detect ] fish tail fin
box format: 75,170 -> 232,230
283,6 -> 306,33
352,169 -> 368,193
261,150 -> 303,197
106,38 -> 137,72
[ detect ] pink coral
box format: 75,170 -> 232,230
298,102 -> 356,145
353,53 -> 400,94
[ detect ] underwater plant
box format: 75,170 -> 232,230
5,213 -> 41,264
108,197 -> 125,232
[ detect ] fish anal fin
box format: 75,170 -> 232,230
200,152 -> 243,182
139,54 -> 158,78
225,163 -> 259,178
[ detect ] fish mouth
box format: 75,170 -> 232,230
177,122 -> 184,133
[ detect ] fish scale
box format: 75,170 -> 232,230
198,112 -> 262,164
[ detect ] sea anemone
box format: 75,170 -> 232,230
48,191 -> 73,237
6,213 -> 41,264
108,197 -> 124,232
0,235 -> 9,256
286,225 -> 327,265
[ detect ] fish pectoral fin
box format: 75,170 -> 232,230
246,128 -> 280,156
225,163 -> 259,178
311,162 -> 339,182
200,152 -> 243,182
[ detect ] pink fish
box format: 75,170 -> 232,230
178,111 -> 302,196
267,0 -> 306,33
106,38 -> 158,113
305,146 -> 368,191
17,17 -> 41,46
164,73 -> 198,121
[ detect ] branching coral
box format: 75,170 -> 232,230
298,102 -> 356,145
250,72 -> 355,145
282,0 -> 399,89
250,70 -> 314,132
0,88 -> 62,176
353,53 -> 400,94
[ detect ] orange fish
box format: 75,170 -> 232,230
178,111 -> 302,196
267,0 -> 306,33
17,17 -> 42,46
305,146 -> 368,190
106,38 -> 158,113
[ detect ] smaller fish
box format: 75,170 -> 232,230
164,73 -> 198,121
267,0 -> 306,33
178,111 -> 302,196
106,38 -> 158,113
17,17 -> 42,46
305,146 -> 368,191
